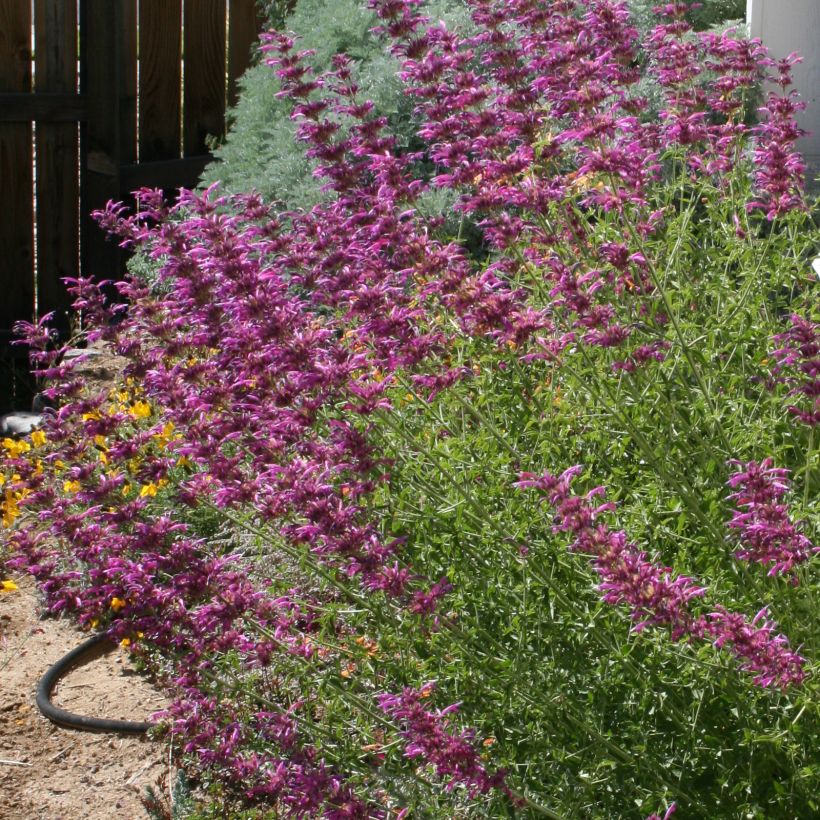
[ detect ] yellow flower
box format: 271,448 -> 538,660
30,430 -> 47,448
94,435 -> 108,449
2,486 -> 23,527
1,579 -> 18,592
2,438 -> 31,457
121,483 -> 132,497
129,401 -> 152,419
63,480 -> 81,495
354,636 -> 379,657
119,638 -> 130,648
139,482 -> 158,498
2,503 -> 18,527
110,596 -> 126,612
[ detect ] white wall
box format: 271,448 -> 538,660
747,0 -> 820,187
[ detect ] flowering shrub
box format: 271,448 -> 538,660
3,1 -> 819,817
202,0 -> 471,209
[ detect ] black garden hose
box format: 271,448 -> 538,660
35,632 -> 151,734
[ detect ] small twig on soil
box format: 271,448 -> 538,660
126,759 -> 154,786
167,740 -> 174,809
48,748 -> 72,764
0,758 -> 32,766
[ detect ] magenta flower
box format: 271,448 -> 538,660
726,458 -> 818,579
700,606 -> 807,689
376,682 -> 510,798
646,802 -> 676,820
771,313 -> 820,427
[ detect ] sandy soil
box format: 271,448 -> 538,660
0,575 -> 169,820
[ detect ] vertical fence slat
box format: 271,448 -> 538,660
35,0 -> 78,334
119,0 -> 137,168
0,0 -> 34,343
184,0 -> 226,157
227,0 -> 263,109
82,0 -> 128,284
139,0 -> 182,162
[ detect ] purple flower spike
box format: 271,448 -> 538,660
701,606 -> 807,689
771,313 -> 820,427
376,682 -> 511,798
727,458 -> 818,579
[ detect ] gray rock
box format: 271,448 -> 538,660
61,347 -> 103,361
31,393 -> 55,413
0,412 -> 44,437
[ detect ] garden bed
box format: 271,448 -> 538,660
0,575 -> 167,819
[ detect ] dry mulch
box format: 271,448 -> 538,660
0,575 -> 169,819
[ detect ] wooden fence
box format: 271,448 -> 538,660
0,0 -> 265,411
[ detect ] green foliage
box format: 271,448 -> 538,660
264,0 -> 297,29
201,0 -> 472,209
168,169 -> 818,819
628,0 -> 746,33
141,771 -> 197,820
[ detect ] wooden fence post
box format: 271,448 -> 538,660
185,0 -> 227,157
139,0 -> 182,163
80,0 -> 136,287
35,0 -> 79,336
228,0 -> 266,109
0,1 -> 34,339
0,1 -> 34,410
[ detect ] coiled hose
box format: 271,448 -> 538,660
35,632 -> 151,734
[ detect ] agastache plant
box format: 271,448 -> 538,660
3,0 -> 817,816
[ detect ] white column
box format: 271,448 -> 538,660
747,0 -> 820,187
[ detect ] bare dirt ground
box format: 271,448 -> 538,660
0,574 -> 169,820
